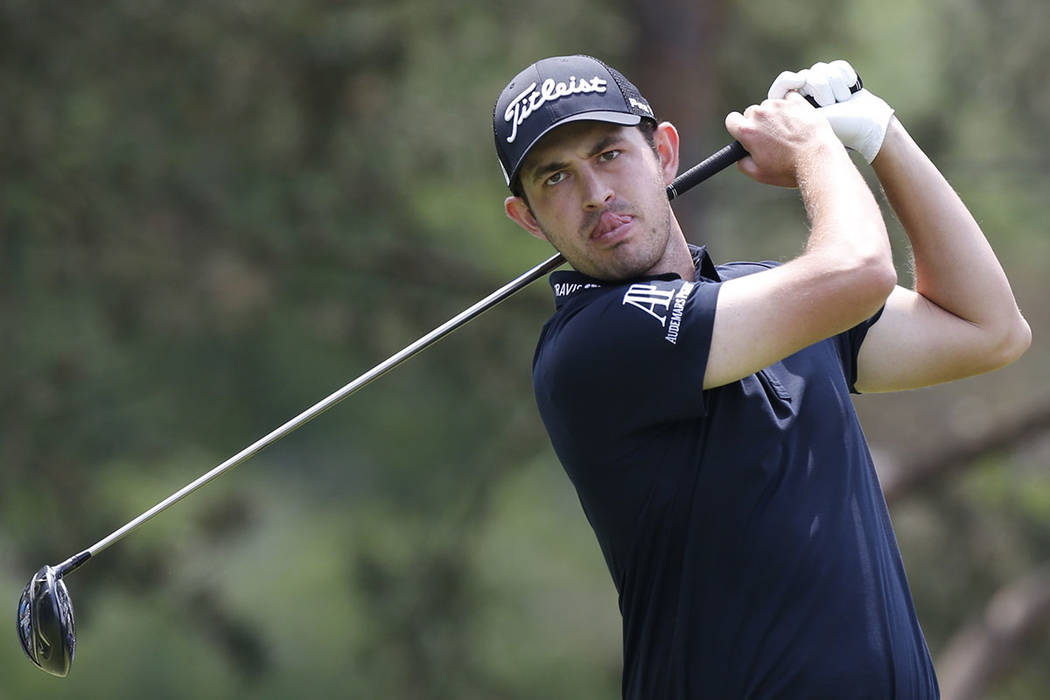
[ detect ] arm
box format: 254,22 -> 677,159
854,119 -> 1032,392
705,93 -> 897,389
760,59 -> 1029,391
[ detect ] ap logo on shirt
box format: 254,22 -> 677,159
622,284 -> 675,326
622,282 -> 695,344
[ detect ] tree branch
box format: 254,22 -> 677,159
937,563 -> 1050,700
879,399 -> 1050,504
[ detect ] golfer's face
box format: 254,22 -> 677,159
518,122 -> 674,281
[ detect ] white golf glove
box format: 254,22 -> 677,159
768,60 -> 894,163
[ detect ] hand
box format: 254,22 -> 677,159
768,60 -> 894,163
725,91 -> 841,188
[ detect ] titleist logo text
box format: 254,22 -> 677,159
504,76 -> 608,144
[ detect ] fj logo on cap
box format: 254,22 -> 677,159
504,76 -> 608,144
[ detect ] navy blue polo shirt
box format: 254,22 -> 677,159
532,246 -> 938,699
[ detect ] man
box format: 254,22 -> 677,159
492,55 -> 1031,698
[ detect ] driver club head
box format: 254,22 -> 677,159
17,565 -> 76,677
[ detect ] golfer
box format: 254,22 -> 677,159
493,55 -> 1030,698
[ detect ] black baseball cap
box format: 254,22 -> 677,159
493,55 -> 656,189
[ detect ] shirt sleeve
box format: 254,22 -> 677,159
717,260 -> 884,395
533,277 -> 722,433
834,306 -> 885,394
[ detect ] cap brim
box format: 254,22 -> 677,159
506,110 -> 643,186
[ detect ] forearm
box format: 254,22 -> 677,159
872,119 -> 1030,348
709,103 -> 897,389
798,139 -> 893,276
771,58 -> 1029,389
728,91 -> 896,302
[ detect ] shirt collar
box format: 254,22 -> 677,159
549,244 -> 721,308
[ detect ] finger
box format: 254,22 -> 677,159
810,61 -> 850,102
736,155 -> 759,179
736,156 -> 796,189
725,110 -> 747,139
829,59 -> 858,88
803,67 -> 835,107
826,60 -> 855,102
783,90 -> 813,108
768,70 -> 806,100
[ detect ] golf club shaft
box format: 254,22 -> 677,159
55,138 -> 749,578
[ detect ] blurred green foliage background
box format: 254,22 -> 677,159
2,1 -> 1048,698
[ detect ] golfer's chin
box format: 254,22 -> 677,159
578,248 -> 665,282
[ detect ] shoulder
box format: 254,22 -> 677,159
534,274 -> 723,429
715,259 -> 780,281
540,276 -> 714,349
535,275 -> 720,389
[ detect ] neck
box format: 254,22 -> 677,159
644,216 -> 696,280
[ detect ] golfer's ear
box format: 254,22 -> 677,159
655,121 -> 680,184
505,196 -> 547,241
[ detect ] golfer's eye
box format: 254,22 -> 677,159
599,149 -> 621,162
545,171 -> 568,187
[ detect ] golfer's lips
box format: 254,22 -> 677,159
590,211 -> 634,245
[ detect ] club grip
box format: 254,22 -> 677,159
804,75 -> 864,108
665,75 -> 864,201
666,141 -> 747,201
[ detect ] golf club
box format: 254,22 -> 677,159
14,146 -> 734,677
17,78 -> 862,678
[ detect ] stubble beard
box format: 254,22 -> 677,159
583,198 -> 674,282
540,183 -> 675,282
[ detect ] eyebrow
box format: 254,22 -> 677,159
525,132 -> 625,185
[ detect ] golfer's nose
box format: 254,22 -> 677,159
580,167 -> 614,210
